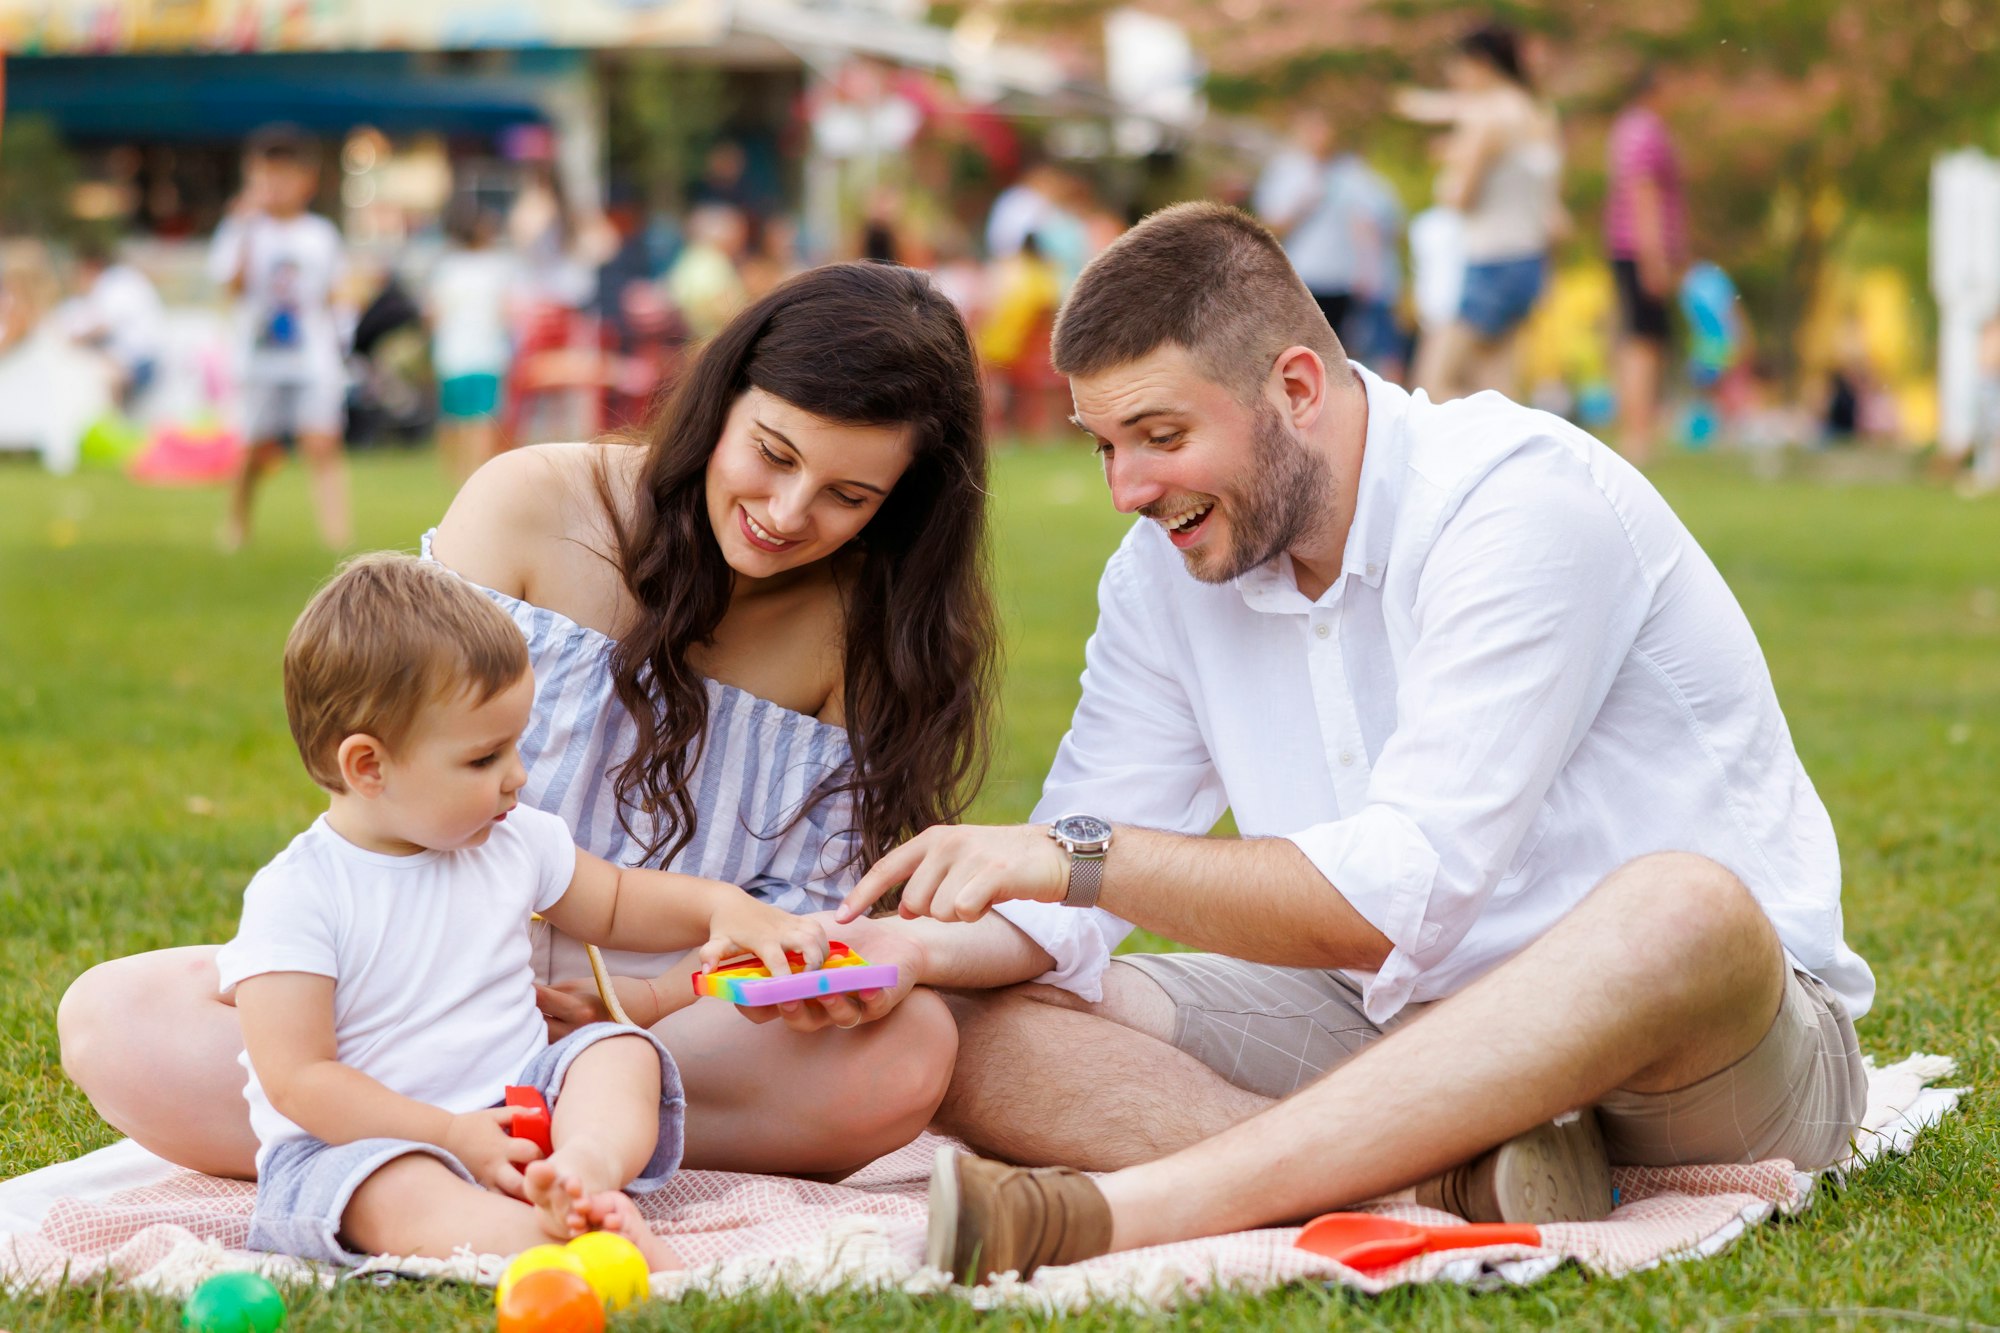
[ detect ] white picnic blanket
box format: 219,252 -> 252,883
0,1054 -> 1962,1312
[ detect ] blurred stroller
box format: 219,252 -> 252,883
345,271 -> 436,447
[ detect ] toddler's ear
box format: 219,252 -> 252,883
336,733 -> 388,796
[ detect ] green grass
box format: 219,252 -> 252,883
0,446 -> 1994,1329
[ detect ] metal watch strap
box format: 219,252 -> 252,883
1062,851 -> 1105,908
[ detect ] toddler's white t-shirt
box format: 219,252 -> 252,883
215,806 -> 577,1171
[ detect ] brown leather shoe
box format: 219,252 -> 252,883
1415,1108 -> 1614,1224
926,1146 -> 1114,1283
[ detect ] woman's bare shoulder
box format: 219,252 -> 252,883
429,443 -> 626,599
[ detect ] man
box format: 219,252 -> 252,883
1604,67 -> 1688,465
835,202 -> 1872,1282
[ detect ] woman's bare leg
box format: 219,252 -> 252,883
656,986 -> 958,1177
57,946 -> 259,1178
60,947 -> 958,1182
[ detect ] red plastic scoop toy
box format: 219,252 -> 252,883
1294,1212 -> 1541,1271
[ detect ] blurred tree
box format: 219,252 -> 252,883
605,57 -> 731,214
0,114 -> 80,242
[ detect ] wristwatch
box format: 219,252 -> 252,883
1048,813 -> 1113,908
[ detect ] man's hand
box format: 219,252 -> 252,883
700,892 -> 829,982
835,824 -> 1069,926
443,1107 -> 541,1198
736,911 -> 929,1032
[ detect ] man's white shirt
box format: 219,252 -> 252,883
1000,366 -> 1873,1025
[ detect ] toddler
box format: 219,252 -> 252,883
217,552 -> 827,1270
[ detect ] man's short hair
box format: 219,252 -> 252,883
284,553 -> 529,793
1051,201 -> 1345,402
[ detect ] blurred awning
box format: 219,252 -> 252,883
2,51 -> 564,140
0,0 -> 723,55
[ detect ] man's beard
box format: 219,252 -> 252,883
1183,402 -> 1335,585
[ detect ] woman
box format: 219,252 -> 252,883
1400,24 -> 1565,401
58,261 -> 997,1181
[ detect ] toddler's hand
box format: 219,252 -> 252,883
445,1108 -> 541,1199
699,894 -> 828,985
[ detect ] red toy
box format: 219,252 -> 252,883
1293,1212 -> 1541,1270
505,1085 -> 553,1158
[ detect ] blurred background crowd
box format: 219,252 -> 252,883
3,0 -> 1999,540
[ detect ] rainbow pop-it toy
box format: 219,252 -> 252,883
690,941 -> 899,1006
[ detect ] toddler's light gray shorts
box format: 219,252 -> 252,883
247,1022 -> 683,1265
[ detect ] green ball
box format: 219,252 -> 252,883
183,1271 -> 287,1333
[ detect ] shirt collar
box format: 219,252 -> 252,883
1234,362 -> 1408,614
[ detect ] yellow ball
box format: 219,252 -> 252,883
496,1244 -> 588,1307
565,1231 -> 651,1310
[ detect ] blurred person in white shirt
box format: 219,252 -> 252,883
61,234 -> 167,414
207,125 -> 352,550
427,205 -> 522,481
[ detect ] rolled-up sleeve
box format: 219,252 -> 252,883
998,536 -> 1227,1000
1287,455 -> 1654,1022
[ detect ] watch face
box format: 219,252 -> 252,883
1055,814 -> 1111,846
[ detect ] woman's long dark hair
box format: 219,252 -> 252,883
594,261 -> 997,876
1459,24 -> 1533,91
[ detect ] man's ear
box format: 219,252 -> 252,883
1270,344 -> 1329,433
337,733 -> 389,797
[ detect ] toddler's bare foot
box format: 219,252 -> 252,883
523,1142 -> 622,1240
575,1189 -> 682,1271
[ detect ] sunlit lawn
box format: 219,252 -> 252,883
1,443 -> 1994,1328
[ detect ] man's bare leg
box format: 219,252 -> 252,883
1094,853 -> 1787,1249
937,965 -> 1270,1169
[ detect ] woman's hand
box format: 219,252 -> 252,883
537,974 -> 667,1038
443,1108 -> 541,1199
735,911 -> 929,1033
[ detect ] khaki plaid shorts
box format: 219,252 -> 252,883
1115,953 -> 1869,1171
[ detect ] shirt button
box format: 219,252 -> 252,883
1314,623 -> 1331,639
1366,562 -> 1380,577
1340,751 -> 1355,765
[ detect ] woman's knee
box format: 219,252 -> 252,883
58,957 -> 146,1089
833,988 -> 959,1145
59,948 -> 224,1095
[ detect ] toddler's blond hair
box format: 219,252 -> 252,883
284,553 -> 529,793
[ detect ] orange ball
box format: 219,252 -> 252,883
495,1267 -> 604,1333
